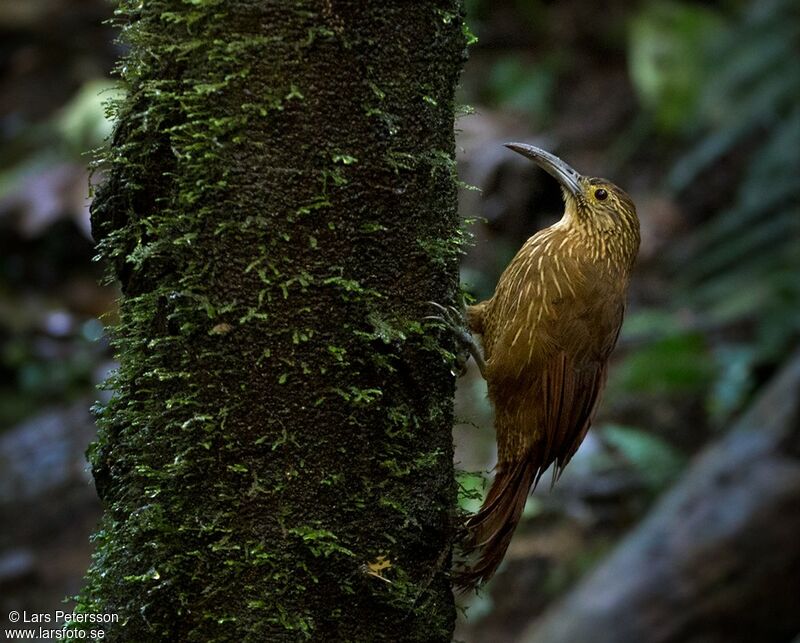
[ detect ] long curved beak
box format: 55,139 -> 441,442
505,143 -> 582,196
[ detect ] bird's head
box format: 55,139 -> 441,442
506,143 -> 638,236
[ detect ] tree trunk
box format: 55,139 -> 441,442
77,2 -> 466,641
521,349 -> 800,643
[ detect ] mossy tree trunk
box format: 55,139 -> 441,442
78,1 -> 466,641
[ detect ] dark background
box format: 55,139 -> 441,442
1,1 -> 798,641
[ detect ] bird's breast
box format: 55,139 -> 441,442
483,237 -> 629,370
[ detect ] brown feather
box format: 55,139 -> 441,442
454,456 -> 536,591
455,166 -> 639,591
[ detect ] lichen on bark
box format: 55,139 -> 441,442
76,1 -> 466,641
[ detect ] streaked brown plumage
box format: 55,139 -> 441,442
456,143 -> 640,589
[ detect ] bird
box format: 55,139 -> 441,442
443,143 -> 640,590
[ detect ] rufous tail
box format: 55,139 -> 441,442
454,454 -> 536,591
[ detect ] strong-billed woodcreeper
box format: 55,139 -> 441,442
446,143 -> 640,589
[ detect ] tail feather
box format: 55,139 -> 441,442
454,454 -> 536,591
460,461 -> 524,533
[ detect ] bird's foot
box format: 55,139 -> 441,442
425,302 -> 486,378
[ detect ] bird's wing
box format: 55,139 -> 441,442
536,291 -> 624,479
487,294 -> 623,476
537,350 -> 608,482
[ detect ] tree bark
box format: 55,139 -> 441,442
521,349 -> 800,643
77,2 -> 466,641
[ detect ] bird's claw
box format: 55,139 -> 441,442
425,304 -> 472,344
424,301 -> 485,376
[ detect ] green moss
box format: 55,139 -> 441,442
288,525 -> 356,558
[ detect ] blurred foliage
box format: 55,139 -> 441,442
672,1 -> 800,339
57,80 -> 120,156
479,55 -> 560,124
0,317 -> 106,426
457,469 -> 488,513
628,1 -> 725,133
0,79 -> 116,199
625,0 -> 800,423
464,0 -> 543,35
0,80 -> 116,429
463,0 -> 562,124
612,332 -> 715,396
539,539 -> 615,598
599,424 -> 685,491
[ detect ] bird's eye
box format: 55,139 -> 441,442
594,188 -> 608,200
